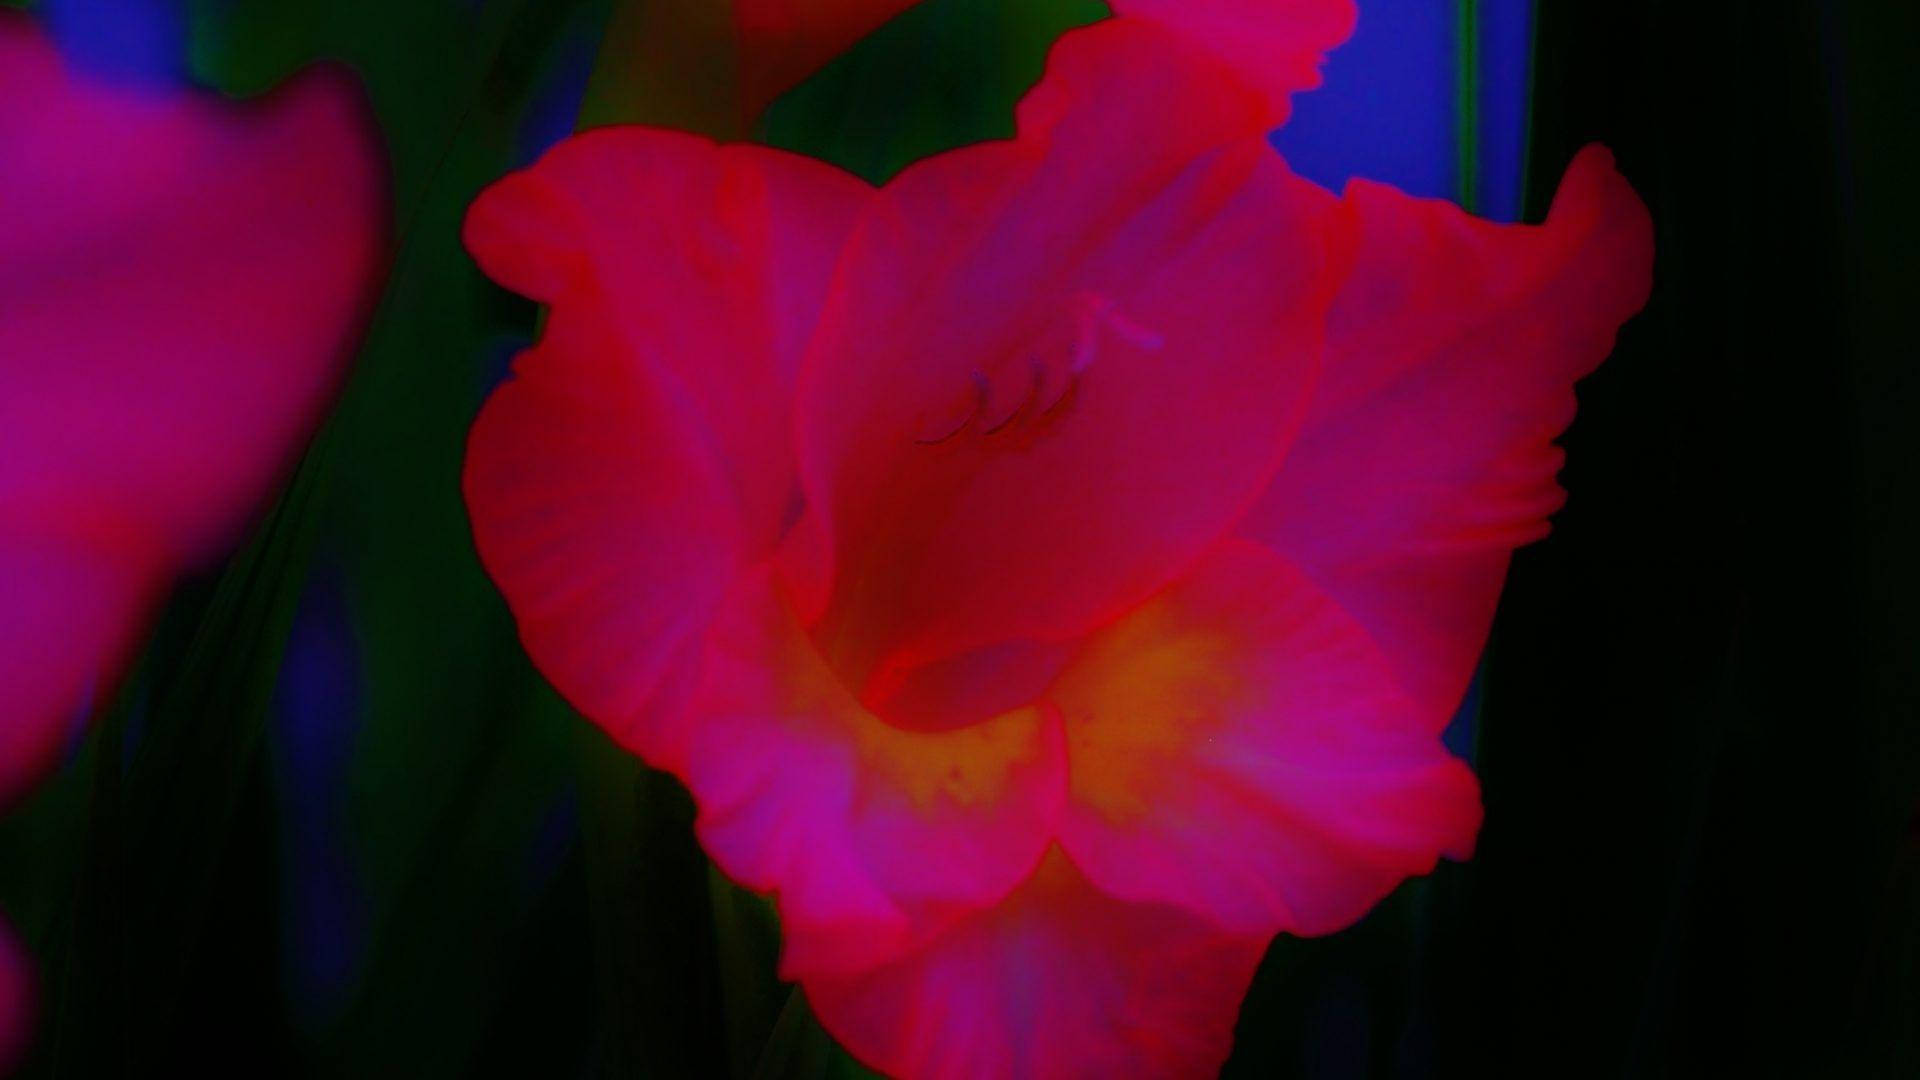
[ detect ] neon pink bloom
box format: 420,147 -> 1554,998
0,14 -> 384,1063
463,12 -> 1651,1079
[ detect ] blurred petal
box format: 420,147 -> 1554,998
680,570 -> 1066,977
0,12 -> 384,780
1052,540 -> 1481,937
806,848 -> 1268,1080
463,129 -> 869,754
0,15 -> 386,564
0,524 -> 160,807
792,21 -> 1342,708
1243,145 -> 1654,722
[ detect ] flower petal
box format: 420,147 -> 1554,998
0,524 -> 161,808
806,848 -> 1268,1080
1242,145 -> 1655,723
1051,540 -> 1481,937
1111,0 -> 1358,124
462,129 -> 869,754
462,316 -> 743,760
0,13 -> 384,788
466,128 -> 870,555
0,13 -> 386,565
791,20 -> 1342,702
682,570 -> 1066,977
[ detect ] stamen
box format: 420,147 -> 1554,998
913,294 -> 1159,447
1034,355 -> 1076,418
1071,291 -> 1164,373
1071,299 -> 1102,374
914,369 -> 991,445
1104,307 -> 1165,351
981,360 -> 1043,435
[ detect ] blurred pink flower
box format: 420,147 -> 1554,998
0,13 -> 385,1067
463,7 -> 1650,1077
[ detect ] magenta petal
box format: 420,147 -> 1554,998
806,849 -> 1268,1080
681,571 -> 1066,977
0,16 -> 386,565
1110,0 -> 1358,124
1243,145 -> 1655,723
463,129 -> 870,755
1052,540 -> 1481,937
0,12 -> 384,790
792,21 -> 1343,691
0,526 -> 161,808
462,315 -> 743,760
465,129 -> 870,556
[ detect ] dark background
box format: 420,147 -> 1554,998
1,0 -> 1913,1076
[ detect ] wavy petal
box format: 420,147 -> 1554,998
1052,540 -> 1481,937
463,129 -> 869,754
1243,145 -> 1655,723
806,848 -> 1268,1080
682,571 -> 1066,977
791,21 -> 1342,708
1111,0 -> 1357,124
462,314 -> 743,760
466,128 -> 870,554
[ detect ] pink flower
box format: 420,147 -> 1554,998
0,13 -> 385,1065
463,11 -> 1651,1078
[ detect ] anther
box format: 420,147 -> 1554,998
914,369 -> 992,445
981,361 -> 1044,435
1104,307 -> 1165,351
1071,292 -> 1163,374
1034,355 -> 1076,418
